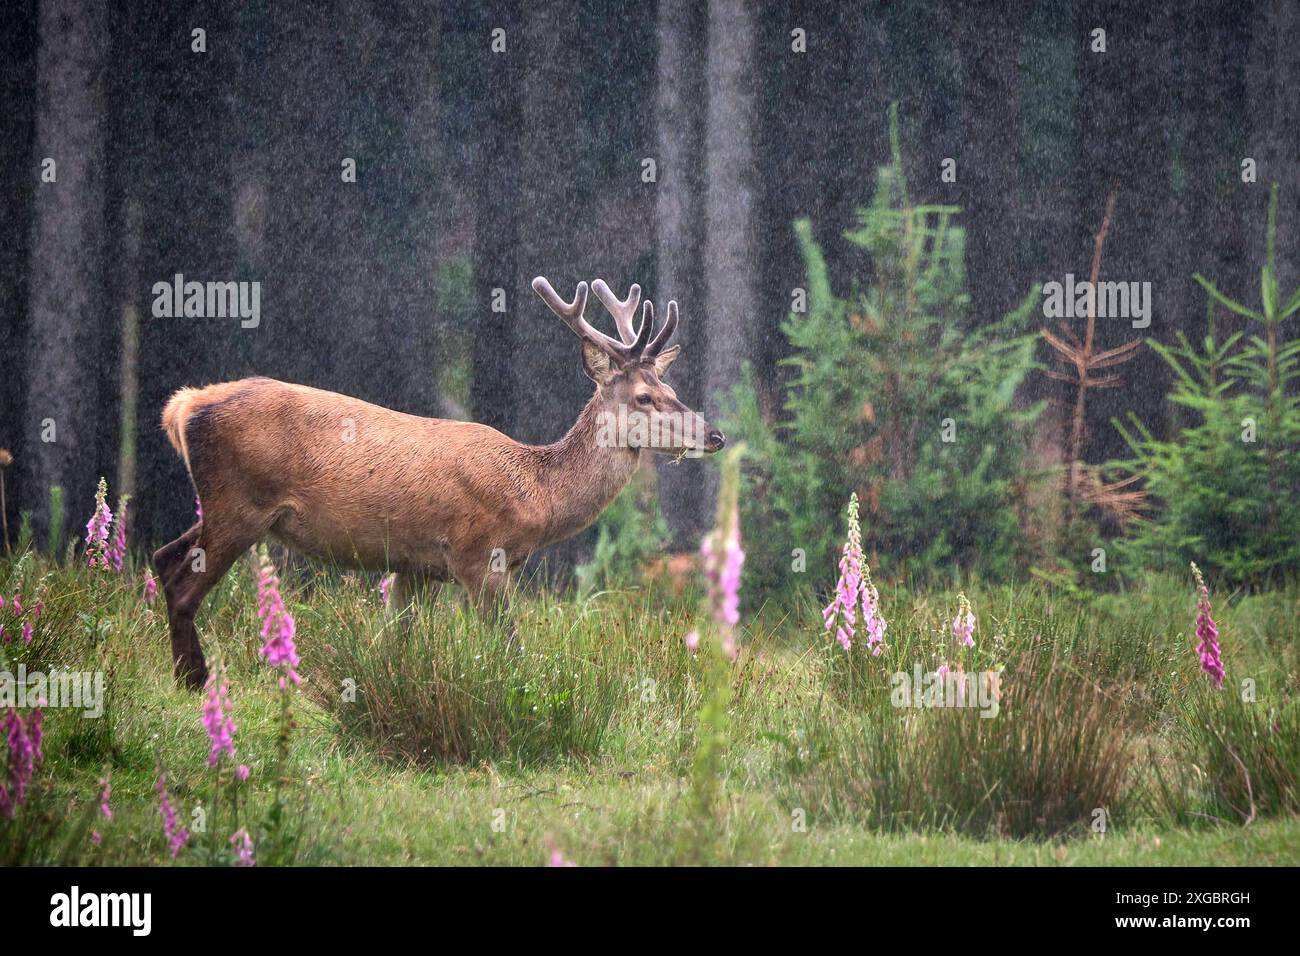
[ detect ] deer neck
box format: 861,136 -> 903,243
537,391 -> 640,545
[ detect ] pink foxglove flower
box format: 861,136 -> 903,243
236,764 -> 250,781
142,569 -> 158,603
544,834 -> 577,867
1,707 -> 44,819
107,496 -> 130,571
84,477 -> 113,570
699,502 -> 744,629
952,593 -> 975,648
99,775 -> 112,820
822,493 -> 887,655
257,548 -> 301,685
721,635 -> 739,663
201,670 -> 237,767
155,773 -> 189,859
378,574 -> 393,607
1190,563 -> 1224,690
686,451 -> 746,659
231,828 -> 256,867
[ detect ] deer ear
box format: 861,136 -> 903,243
651,344 -> 681,377
581,340 -> 618,386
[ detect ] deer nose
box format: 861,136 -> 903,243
706,428 -> 726,452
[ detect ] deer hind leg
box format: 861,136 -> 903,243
153,523 -> 205,686
158,499 -> 273,689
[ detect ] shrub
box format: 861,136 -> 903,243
724,105 -> 1047,595
1113,184 -> 1300,587
574,476 -> 670,600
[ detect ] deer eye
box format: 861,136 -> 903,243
635,393 -> 654,407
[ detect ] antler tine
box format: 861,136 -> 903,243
531,276 -> 627,356
632,300 -> 654,354
531,276 -> 586,321
645,300 -> 678,357
591,279 -> 642,346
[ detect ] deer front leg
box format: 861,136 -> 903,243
449,548 -> 518,648
387,570 -> 440,615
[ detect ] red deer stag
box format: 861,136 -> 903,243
153,277 -> 725,687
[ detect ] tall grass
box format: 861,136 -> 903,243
779,651 -> 1139,837
310,592 -> 622,765
1151,687 -> 1300,825
307,577 -> 776,769
1,536 -> 1297,864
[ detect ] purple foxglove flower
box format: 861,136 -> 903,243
231,828 -> 256,867
824,493 -> 887,655
257,549 -> 301,685
201,671 -> 237,767
107,496 -> 130,571
952,593 -> 976,649
84,478 -> 113,570
699,504 -> 745,630
1190,563 -> 1224,690
155,773 -> 189,859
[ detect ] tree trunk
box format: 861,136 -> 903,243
702,0 -> 759,522
654,0 -> 707,547
24,0 -> 110,545
958,1 -> 1030,330
512,0 -> 582,447
471,0 -> 521,436
0,0 -> 38,542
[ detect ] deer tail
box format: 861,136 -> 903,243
161,387 -> 206,480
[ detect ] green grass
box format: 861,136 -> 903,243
1,547 -> 1297,866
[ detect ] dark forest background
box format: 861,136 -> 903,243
1,0 -> 1296,577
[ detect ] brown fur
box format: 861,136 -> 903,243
155,362 -> 720,687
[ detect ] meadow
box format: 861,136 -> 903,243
2,527 -> 1297,867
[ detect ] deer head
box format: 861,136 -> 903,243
531,276 -> 725,457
